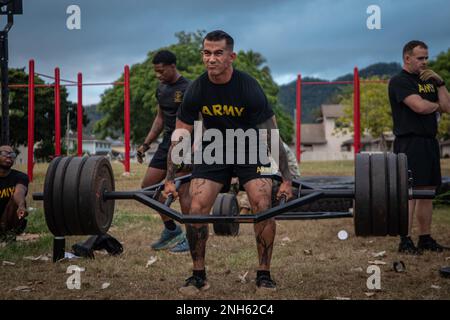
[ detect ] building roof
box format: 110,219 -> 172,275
342,133 -> 394,146
67,132 -> 112,144
321,104 -> 345,119
301,124 -> 327,144
441,139 -> 450,146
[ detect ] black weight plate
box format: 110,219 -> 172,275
370,153 -> 388,236
52,157 -> 74,236
78,156 -> 115,234
212,193 -> 240,236
62,157 -> 88,235
354,153 -> 371,236
387,153 -> 399,236
397,153 -> 409,236
43,157 -> 62,236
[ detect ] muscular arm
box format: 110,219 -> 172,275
14,183 -> 27,218
256,115 -> 293,182
166,119 -> 194,182
437,86 -> 450,113
403,95 -> 440,115
143,106 -> 164,145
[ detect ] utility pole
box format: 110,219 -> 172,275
0,1 -> 22,145
66,111 -> 69,155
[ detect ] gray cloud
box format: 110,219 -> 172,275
6,0 -> 450,103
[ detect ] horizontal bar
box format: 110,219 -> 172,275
181,210 -> 353,223
32,188 -> 435,203
9,84 -> 54,88
275,212 -> 353,220
302,81 -> 353,85
103,190 -> 156,200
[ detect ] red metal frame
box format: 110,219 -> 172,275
77,73 -> 83,156
353,67 -> 360,155
295,68 -> 366,159
27,60 -> 35,182
54,67 -> 61,156
9,60 -> 134,178
124,65 -> 130,173
296,74 -> 302,162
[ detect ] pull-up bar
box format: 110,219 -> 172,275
9,59 -> 131,181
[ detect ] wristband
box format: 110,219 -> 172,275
437,80 -> 445,88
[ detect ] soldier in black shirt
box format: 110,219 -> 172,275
0,145 -> 29,242
389,40 -> 450,254
163,30 -> 293,295
136,51 -> 191,253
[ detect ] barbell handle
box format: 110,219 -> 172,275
164,180 -> 182,207
278,194 -> 287,205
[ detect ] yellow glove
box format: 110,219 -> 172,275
420,69 -> 445,87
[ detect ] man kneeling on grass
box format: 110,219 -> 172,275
0,145 -> 29,243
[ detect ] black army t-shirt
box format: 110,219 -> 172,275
0,169 -> 29,215
177,69 -> 274,132
156,76 -> 190,138
389,69 -> 439,137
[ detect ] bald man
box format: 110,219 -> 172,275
0,145 -> 29,242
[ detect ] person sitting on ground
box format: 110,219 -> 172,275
236,140 -> 300,214
0,145 -> 29,243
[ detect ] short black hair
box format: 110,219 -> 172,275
403,40 -> 428,57
152,50 -> 176,65
203,30 -> 234,51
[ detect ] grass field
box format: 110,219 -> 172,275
0,160 -> 449,300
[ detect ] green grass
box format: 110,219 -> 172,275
112,211 -> 158,227
2,160 -> 450,299
25,209 -> 49,234
300,160 -> 355,176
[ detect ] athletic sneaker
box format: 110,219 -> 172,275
398,236 -> 420,255
256,275 -> 277,293
178,276 -> 210,296
417,236 -> 447,252
151,225 -> 184,250
169,236 -> 189,254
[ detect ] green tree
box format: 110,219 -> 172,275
334,76 -> 392,148
95,31 -> 293,144
3,68 -> 88,161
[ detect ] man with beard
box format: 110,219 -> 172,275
0,145 -> 29,242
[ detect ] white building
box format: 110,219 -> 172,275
66,133 -> 112,156
300,104 -> 353,161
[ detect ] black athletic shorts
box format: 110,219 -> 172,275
393,135 -> 441,187
149,136 -> 171,170
192,162 -> 271,193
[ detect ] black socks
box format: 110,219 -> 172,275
164,220 -> 177,231
193,270 -> 206,280
257,270 -> 271,279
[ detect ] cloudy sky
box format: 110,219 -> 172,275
5,0 -> 450,104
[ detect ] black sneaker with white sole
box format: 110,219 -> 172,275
256,275 -> 277,292
178,275 -> 210,296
